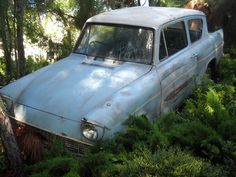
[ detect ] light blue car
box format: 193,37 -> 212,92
0,7 -> 223,152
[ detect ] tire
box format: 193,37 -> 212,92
206,62 -> 219,82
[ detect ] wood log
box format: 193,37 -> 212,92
0,99 -> 25,177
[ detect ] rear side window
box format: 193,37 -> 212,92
159,21 -> 188,60
188,19 -> 203,43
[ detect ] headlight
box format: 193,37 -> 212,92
81,118 -> 110,141
81,120 -> 98,141
82,126 -> 98,140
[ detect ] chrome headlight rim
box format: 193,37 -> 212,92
81,118 -> 110,141
81,119 -> 98,141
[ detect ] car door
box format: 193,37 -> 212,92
186,17 -> 213,83
156,20 -> 198,114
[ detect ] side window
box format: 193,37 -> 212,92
188,19 -> 203,43
159,21 -> 188,60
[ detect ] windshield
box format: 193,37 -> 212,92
74,24 -> 154,64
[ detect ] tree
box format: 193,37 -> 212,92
0,100 -> 25,177
75,0 -> 104,29
0,0 -> 13,80
0,0 -> 27,79
206,0 -> 236,49
15,0 -> 26,77
149,0 -> 160,6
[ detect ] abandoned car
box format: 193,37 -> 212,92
0,7 -> 223,151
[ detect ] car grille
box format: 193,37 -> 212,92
10,118 -> 92,155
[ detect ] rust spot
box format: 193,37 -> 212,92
165,78 -> 192,102
15,124 -> 27,137
121,91 -> 131,96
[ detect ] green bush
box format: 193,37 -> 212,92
0,153 -> 6,174
46,139 -> 72,159
27,157 -> 80,177
27,114 -> 228,177
25,56 -> 51,74
219,55 -> 236,86
0,58 -> 6,77
114,115 -> 168,151
80,151 -> 119,177
159,86 -> 236,162
119,146 -> 227,177
26,139 -> 80,177
0,140 -> 6,174
80,144 -> 227,177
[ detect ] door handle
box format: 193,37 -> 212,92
191,53 -> 198,60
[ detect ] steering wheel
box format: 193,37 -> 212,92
88,41 -> 108,49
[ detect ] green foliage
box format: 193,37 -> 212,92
24,0 -> 79,61
115,115 -> 168,151
219,54 -> 236,86
80,144 -> 227,177
224,46 -> 236,58
25,56 -> 51,74
0,58 -> 6,76
46,139 -> 73,159
161,0 -> 187,7
0,57 -> 7,85
80,151 -> 119,177
164,86 -> 236,162
24,7 -> 46,45
119,146 -> 227,177
26,139 -> 80,177
78,109 -> 229,176
0,150 -> 6,174
0,139 -> 7,176
75,0 -> 104,29
26,112 -> 228,177
27,157 -> 80,177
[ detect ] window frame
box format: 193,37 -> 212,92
158,19 -> 189,62
187,18 -> 204,44
73,22 -> 155,65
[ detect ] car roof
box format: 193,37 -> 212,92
87,6 -> 204,29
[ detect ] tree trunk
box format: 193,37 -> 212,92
15,0 -> 26,77
0,0 -> 13,80
149,0 -> 160,6
0,99 -> 25,177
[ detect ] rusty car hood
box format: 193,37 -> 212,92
0,54 -> 152,122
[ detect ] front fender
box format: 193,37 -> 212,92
84,67 -> 161,138
0,64 -> 53,101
